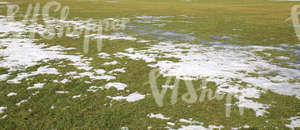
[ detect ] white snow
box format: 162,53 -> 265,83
286,116 -> 300,129
27,83 -> 45,90
7,66 -> 59,84
115,41 -> 300,116
16,99 -> 28,106
178,125 -> 224,130
87,86 -> 104,92
0,74 -> 9,81
60,79 -> 69,84
7,92 -> 17,97
56,91 -> 69,94
108,68 -> 126,74
98,52 -> 111,59
0,107 -> 7,114
179,118 -> 201,124
72,95 -> 82,99
105,82 -> 127,90
107,92 -> 145,102
103,60 -> 118,66
148,113 -> 170,120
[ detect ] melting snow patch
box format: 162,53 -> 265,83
179,118 -> 201,124
16,99 -> 28,106
7,66 -> 59,84
60,79 -> 70,84
105,82 -> 127,90
115,41 -> 300,116
147,113 -> 170,120
7,92 -> 17,97
1,115 -> 7,119
162,85 -> 175,89
103,60 -> 118,66
286,116 -> 300,129
0,107 -> 7,114
98,52 -> 111,59
95,69 -> 106,75
87,86 -> 104,92
107,92 -> 145,102
27,83 -> 45,90
276,56 -> 290,60
72,94 -> 83,99
56,91 -> 69,94
0,74 -> 9,81
178,125 -> 224,130
108,68 -> 126,74
167,122 -> 175,126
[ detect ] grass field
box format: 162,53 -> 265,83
0,0 -> 300,129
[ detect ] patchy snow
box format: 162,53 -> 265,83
98,52 -> 111,59
56,91 -> 69,94
276,56 -> 290,60
162,85 -> 175,89
167,122 -> 175,126
107,92 -> 145,102
16,99 -> 28,106
90,33 -> 137,41
7,66 -> 59,84
286,116 -> 300,129
115,41 -> 300,116
27,83 -> 45,90
87,86 -> 104,92
103,60 -> 118,66
179,118 -> 201,124
72,95 -> 82,99
178,124 -> 224,130
1,114 -> 8,119
7,92 -> 17,97
108,68 -> 126,74
105,82 -> 127,90
0,74 -> 9,81
0,106 -> 7,114
95,69 -> 106,75
60,79 -> 70,84
148,113 -> 170,120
